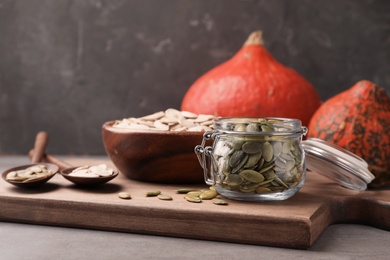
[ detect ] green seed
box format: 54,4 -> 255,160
212,198 -> 228,205
246,123 -> 260,132
239,170 -> 265,183
187,191 -> 202,196
200,189 -> 218,200
229,150 -> 245,167
262,142 -> 274,162
118,192 -> 131,199
184,194 -> 202,203
256,187 -> 272,194
146,190 -> 161,197
176,188 -> 197,194
158,194 -> 173,200
261,124 -> 273,132
245,152 -> 262,168
242,142 -> 262,154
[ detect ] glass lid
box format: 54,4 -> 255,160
302,138 -> 375,191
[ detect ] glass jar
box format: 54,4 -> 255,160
195,117 -> 307,201
195,117 -> 375,201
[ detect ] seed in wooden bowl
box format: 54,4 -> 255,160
112,108 -> 216,132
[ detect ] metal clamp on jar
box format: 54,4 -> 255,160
195,117 -> 374,201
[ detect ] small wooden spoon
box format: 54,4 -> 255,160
1,132 -> 59,188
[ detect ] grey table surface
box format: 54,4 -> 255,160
1,156 -> 390,260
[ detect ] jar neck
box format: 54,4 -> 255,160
214,117 -> 305,136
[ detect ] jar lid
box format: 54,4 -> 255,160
302,138 -> 375,190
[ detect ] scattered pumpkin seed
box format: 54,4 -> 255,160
199,189 -> 218,200
184,194 -> 202,203
212,198 -> 228,205
118,192 -> 131,199
187,191 -> 202,197
145,190 -> 161,197
176,188 -> 198,194
158,194 -> 173,201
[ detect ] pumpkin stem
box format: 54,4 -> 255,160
243,31 -> 264,46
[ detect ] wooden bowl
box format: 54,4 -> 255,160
60,166 -> 119,186
102,121 -> 207,184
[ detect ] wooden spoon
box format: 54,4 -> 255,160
1,131 -> 59,188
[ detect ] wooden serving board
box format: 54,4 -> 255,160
1,157 -> 390,249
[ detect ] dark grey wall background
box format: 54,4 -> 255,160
0,0 -> 389,155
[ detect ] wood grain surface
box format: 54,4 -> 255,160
1,158 -> 389,249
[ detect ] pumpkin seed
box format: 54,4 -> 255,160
282,141 -> 291,154
262,142 -> 273,162
273,142 -> 282,157
262,170 -> 275,180
187,191 -> 202,197
146,190 -> 161,197
261,124 -> 273,132
239,170 -> 265,183
118,192 -> 131,199
200,189 -> 218,200
231,153 -> 248,174
184,194 -> 202,203
244,152 -> 262,168
234,124 -> 247,132
113,109 -> 216,132
256,187 -> 272,194
69,164 -> 115,178
246,123 -> 260,132
229,150 -> 245,167
212,198 -> 228,205
158,194 -> 173,200
258,162 -> 275,174
176,188 -> 198,194
242,142 -> 262,154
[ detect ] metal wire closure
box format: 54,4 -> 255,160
194,131 -> 217,185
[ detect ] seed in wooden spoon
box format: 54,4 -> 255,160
118,192 -> 131,199
69,164 -> 114,178
6,164 -> 53,183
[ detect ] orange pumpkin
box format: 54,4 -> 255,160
308,80 -> 390,188
181,31 -> 322,127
